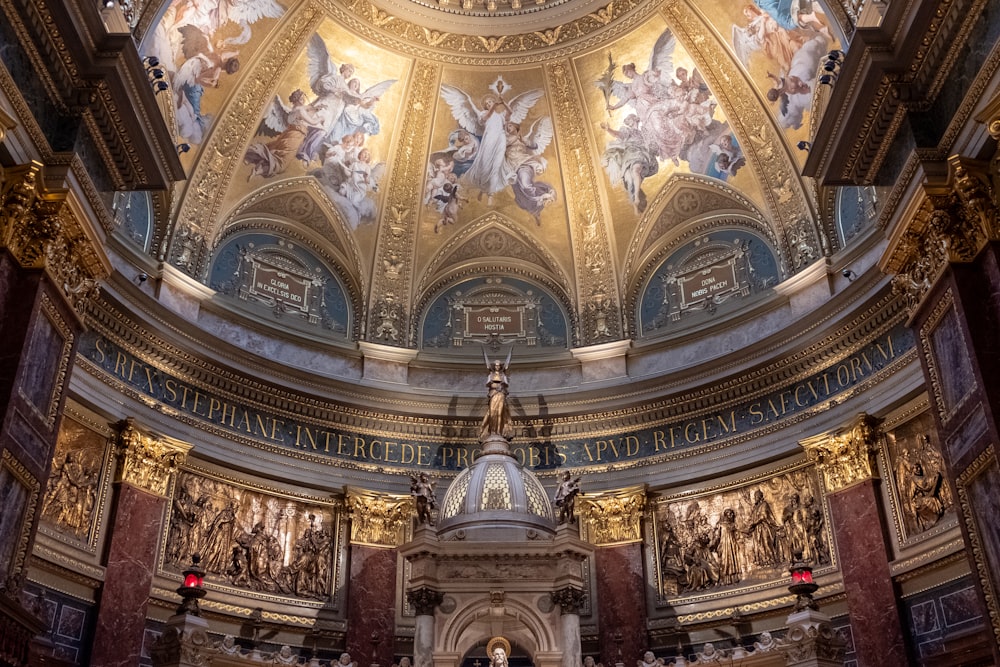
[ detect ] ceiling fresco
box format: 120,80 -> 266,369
137,0 -> 844,350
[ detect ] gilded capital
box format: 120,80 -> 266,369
799,414 -> 881,493
115,419 -> 191,497
0,162 -> 106,314
578,485 -> 646,546
346,487 -> 412,548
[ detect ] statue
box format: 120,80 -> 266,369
410,472 -> 438,525
273,645 -> 299,665
487,637 -> 511,667
554,471 -> 581,524
637,651 -> 660,667
480,347 -> 513,441
337,653 -> 356,667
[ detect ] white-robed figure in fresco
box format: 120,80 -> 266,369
597,29 -> 729,202
438,77 -> 553,213
297,34 -> 396,163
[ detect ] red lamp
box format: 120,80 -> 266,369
788,553 -> 818,612
176,553 -> 207,616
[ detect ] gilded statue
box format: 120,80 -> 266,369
480,347 -> 513,441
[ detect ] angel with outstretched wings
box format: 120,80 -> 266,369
172,24 -> 241,144
503,116 -> 557,222
439,78 -> 547,204
216,0 -> 284,47
329,76 -> 398,142
244,90 -> 324,178
480,346 -> 513,441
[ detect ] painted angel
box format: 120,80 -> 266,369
172,24 -> 241,144
502,116 -> 556,223
244,89 -> 324,178
439,77 -> 547,206
298,34 -> 396,162
216,0 -> 285,47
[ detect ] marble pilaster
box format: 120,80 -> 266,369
0,161 -> 100,666
800,416 -> 909,667
593,545 -> 646,665
89,422 -> 189,667
346,545 -> 398,666
553,584 -> 585,667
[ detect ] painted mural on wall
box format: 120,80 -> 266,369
651,468 -> 831,599
424,72 -> 558,233
593,29 -> 747,216
165,470 -> 337,600
241,30 -> 402,230
113,191 -> 153,252
884,412 -> 954,542
209,232 -> 350,336
143,0 -> 286,146
40,419 -> 107,543
639,229 -> 780,335
702,0 -> 840,143
421,277 -> 568,350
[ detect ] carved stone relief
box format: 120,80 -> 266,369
165,470 -> 339,601
883,411 -> 954,541
40,419 -> 108,543
650,468 -> 830,599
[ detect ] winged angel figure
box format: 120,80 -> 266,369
596,30 -> 742,213
144,0 -> 283,143
243,34 -> 395,229
428,77 -> 556,226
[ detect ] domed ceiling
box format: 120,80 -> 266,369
134,0 -> 848,356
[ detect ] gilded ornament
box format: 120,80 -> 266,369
799,413 -> 880,493
347,488 -> 411,546
115,419 -> 190,497
578,485 -> 645,545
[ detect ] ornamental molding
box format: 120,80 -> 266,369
578,485 -> 646,545
799,413 -> 880,493
551,586 -> 587,614
346,487 -> 413,548
114,418 -> 191,497
0,162 -> 106,317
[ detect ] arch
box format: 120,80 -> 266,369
437,595 -> 560,657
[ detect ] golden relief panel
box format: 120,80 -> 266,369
650,467 -> 831,601
164,469 -> 341,602
40,416 -> 113,549
882,410 -> 955,544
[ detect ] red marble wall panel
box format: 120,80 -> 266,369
827,479 -> 909,667
346,545 -> 398,666
594,543 -> 647,665
89,484 -> 167,667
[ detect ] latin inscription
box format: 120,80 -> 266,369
78,325 -> 913,471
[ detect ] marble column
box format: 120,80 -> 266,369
345,489 -> 411,666
578,487 -> 647,665
407,588 -> 442,667
552,587 -> 585,667
881,146 -> 1000,661
0,162 -> 103,666
800,414 -> 909,667
89,420 -> 189,667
